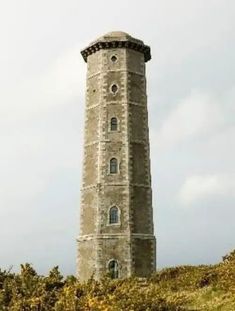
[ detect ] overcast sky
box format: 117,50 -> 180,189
0,0 -> 234,275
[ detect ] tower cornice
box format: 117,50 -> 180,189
81,31 -> 151,63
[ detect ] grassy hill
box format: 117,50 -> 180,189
0,250 -> 234,310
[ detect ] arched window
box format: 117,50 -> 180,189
110,158 -> 118,174
109,206 -> 119,224
108,260 -> 119,279
110,117 -> 118,131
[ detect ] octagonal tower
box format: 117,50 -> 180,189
77,31 -> 156,281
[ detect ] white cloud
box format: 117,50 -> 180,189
0,45 -> 85,217
0,43 -> 85,273
0,45 -> 86,127
179,174 -> 235,205
153,90 -> 224,150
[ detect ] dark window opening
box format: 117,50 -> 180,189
109,206 -> 119,224
111,55 -> 117,63
110,158 -> 118,174
111,84 -> 118,94
108,260 -> 119,279
111,117 -> 118,131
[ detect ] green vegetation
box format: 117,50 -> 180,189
0,250 -> 234,310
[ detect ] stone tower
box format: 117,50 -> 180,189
77,31 -> 156,281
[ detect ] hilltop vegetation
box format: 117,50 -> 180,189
0,250 -> 234,310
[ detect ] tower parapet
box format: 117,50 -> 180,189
81,31 -> 151,63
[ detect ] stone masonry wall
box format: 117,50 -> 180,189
77,32 -> 156,281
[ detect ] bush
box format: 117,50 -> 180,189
0,249 -> 234,310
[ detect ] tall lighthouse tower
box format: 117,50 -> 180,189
77,31 -> 156,281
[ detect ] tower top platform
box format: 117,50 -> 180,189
81,31 -> 151,63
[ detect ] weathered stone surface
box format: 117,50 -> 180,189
77,31 -> 156,281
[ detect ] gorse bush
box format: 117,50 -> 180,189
0,250 -> 234,310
